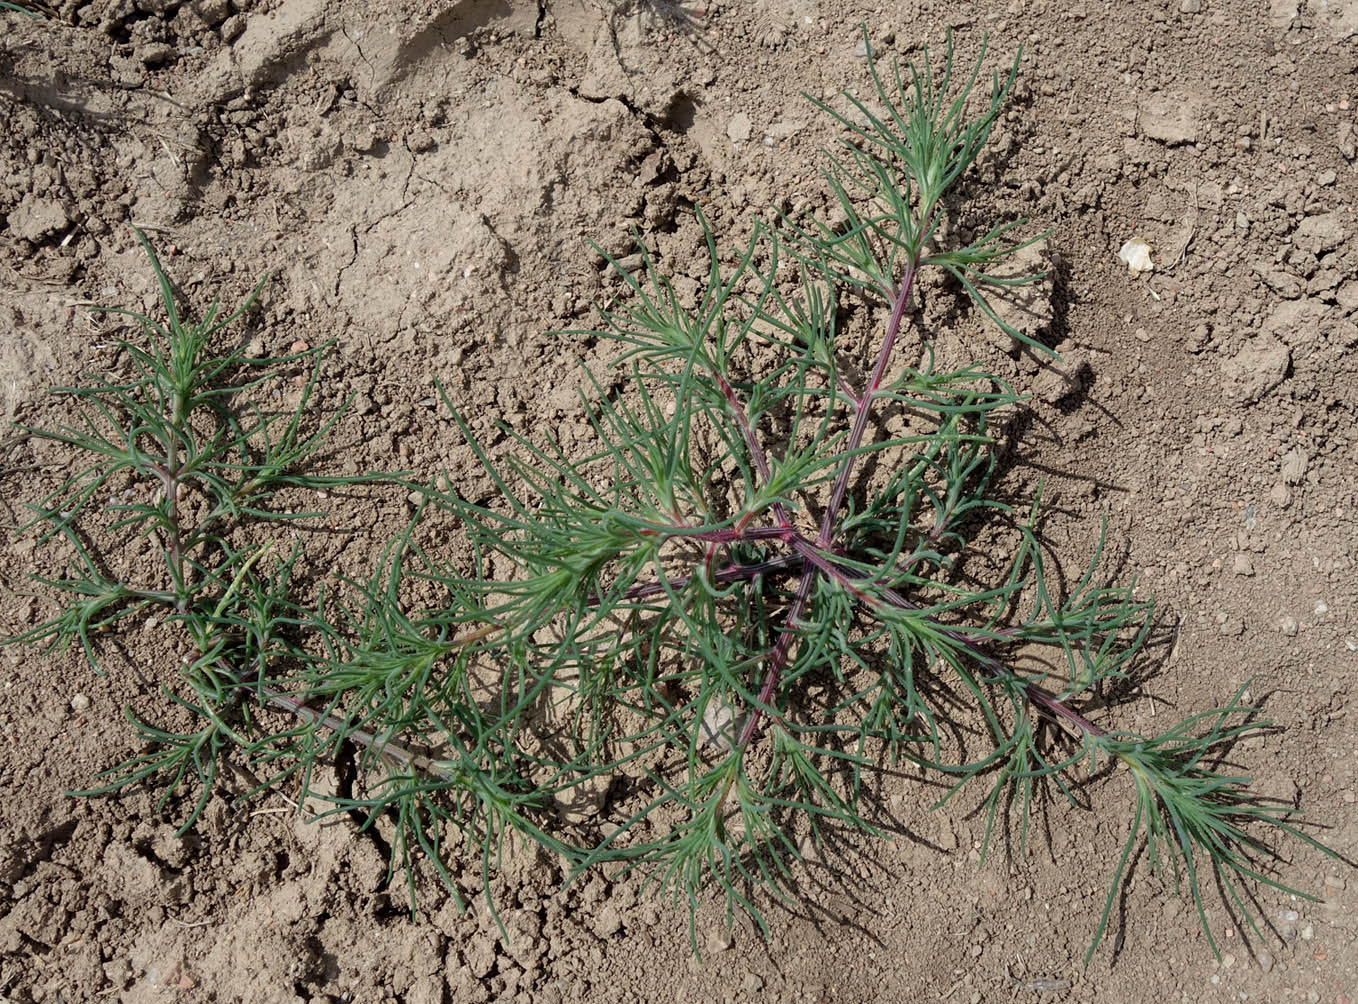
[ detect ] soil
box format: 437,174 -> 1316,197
2,0 -> 1357,1002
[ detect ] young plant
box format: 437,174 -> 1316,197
5,35 -> 1342,963
427,33 -> 1341,958
4,230 -> 381,817
3,228 -> 589,916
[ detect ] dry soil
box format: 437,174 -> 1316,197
2,1 -> 1357,1002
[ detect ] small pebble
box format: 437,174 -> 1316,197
854,39 -> 874,59
593,905 -> 622,938
136,42 -> 175,65
1281,448 -> 1307,484
1301,923 -> 1314,940
1222,952 -> 1235,969
70,693 -> 90,712
727,112 -> 753,144
345,126 -> 379,153
1179,0 -> 1201,10
1231,554 -> 1255,577
1280,615 -> 1299,637
1256,949 -> 1274,972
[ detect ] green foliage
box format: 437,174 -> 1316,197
4,34 -> 1342,963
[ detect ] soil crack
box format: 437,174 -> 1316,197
333,154 -> 416,298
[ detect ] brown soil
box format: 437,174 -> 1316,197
2,1 -> 1356,1001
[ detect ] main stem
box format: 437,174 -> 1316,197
819,253 -> 924,545
735,251 -> 925,750
160,418 -> 188,614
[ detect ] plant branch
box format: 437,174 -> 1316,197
615,552 -> 804,603
817,226 -> 931,547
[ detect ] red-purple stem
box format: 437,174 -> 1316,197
610,552 -> 804,605
799,550 -> 1111,740
1023,684 -> 1109,738
733,563 -> 817,748
735,251 -> 926,750
817,255 -> 922,546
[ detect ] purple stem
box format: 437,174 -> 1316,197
733,251 -> 927,750
1023,684 -> 1109,738
249,680 -> 453,778
733,564 -> 817,748
816,254 -> 923,546
615,552 -> 804,604
792,538 -> 1110,741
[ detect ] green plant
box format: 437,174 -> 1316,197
2,228 -> 411,822
5,35 -> 1341,963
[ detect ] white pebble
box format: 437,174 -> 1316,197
70,693 -> 90,712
